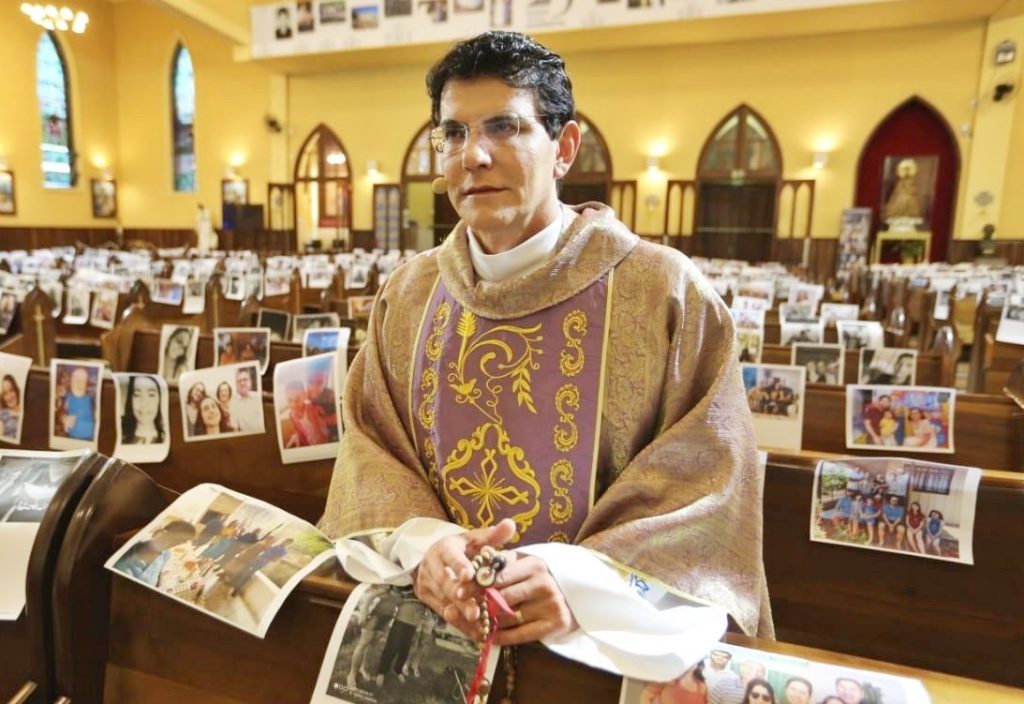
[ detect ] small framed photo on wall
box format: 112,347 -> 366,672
91,179 -> 117,218
221,179 -> 249,207
0,169 -> 15,216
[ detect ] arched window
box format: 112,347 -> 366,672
561,112 -> 613,207
171,43 -> 196,192
36,31 -> 75,189
293,124 -> 352,243
698,105 -> 781,180
400,120 -> 451,250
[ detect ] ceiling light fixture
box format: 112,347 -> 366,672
21,3 -> 89,33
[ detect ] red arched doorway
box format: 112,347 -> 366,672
854,97 -> 960,263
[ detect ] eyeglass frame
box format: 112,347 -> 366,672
428,113 -> 550,156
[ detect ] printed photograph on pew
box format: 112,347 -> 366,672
257,308 -> 292,342
0,352 -> 32,445
620,641 -> 931,704
778,302 -> 818,324
310,582 -> 500,704
104,483 -> 336,637
293,312 -> 342,343
113,373 -> 171,464
858,348 -> 917,385
179,362 -> 265,442
214,327 -> 272,374
791,343 -> 843,385
182,279 -> 206,314
151,278 -> 184,307
741,363 -> 805,451
846,386 -> 955,454
810,457 -> 979,564
836,320 -> 884,350
63,286 -> 90,325
160,324 -> 200,384
820,302 -> 860,327
780,321 -> 824,346
49,359 -> 105,451
89,288 -> 118,330
273,353 -> 341,464
304,327 -> 351,358
994,293 -> 1024,346
0,290 -> 16,335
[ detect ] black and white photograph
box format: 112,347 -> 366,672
214,328 -> 271,374
836,320 -> 884,350
310,583 -> 499,704
113,373 -> 171,465
274,354 -> 340,464
183,279 -> 206,314
780,321 -> 823,346
321,0 -> 348,23
160,324 -> 200,384
225,274 -> 247,301
0,292 -> 16,335
859,348 -> 917,385
49,359 -> 104,451
819,302 -> 860,327
63,287 -> 90,325
811,457 -> 979,565
89,288 -> 118,330
293,312 -> 341,343
274,4 -> 292,38
737,328 -> 763,364
257,309 -> 291,342
620,641 -> 930,704
152,278 -> 185,306
0,352 -> 32,445
105,483 -> 335,637
994,293 -> 1024,346
179,362 -> 265,441
0,451 -> 81,523
741,363 -> 805,451
791,343 -> 844,385
304,327 -> 350,357
778,302 -> 817,324
846,386 -> 955,454
40,281 -> 63,316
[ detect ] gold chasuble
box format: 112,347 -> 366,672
321,203 -> 774,638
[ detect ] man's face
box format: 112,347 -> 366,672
708,650 -> 731,669
878,396 -> 890,410
785,680 -> 812,704
835,678 -> 864,704
739,661 -> 766,684
236,371 -> 251,396
438,78 -> 575,245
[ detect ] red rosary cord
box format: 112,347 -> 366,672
465,587 -> 513,704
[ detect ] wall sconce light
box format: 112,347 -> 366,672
812,151 -> 830,170
645,155 -> 660,173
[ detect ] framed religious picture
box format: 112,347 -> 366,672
221,179 -> 249,207
91,179 -> 118,219
0,169 -> 15,215
880,155 -> 938,232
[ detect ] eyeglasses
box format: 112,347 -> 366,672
429,113 -> 547,155
749,692 -> 772,702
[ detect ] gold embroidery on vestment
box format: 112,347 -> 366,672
553,383 -> 580,452
559,309 -> 587,377
425,300 -> 451,362
549,459 -> 574,525
423,437 -> 440,492
441,422 -> 540,542
418,368 -> 438,430
549,531 -> 569,543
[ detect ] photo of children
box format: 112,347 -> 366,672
846,386 -> 955,454
791,343 -> 843,385
0,352 -> 32,445
859,348 -> 917,385
89,288 -> 118,330
741,363 -> 805,451
105,483 -> 335,637
179,362 -> 265,442
811,457 -> 979,564
214,328 -> 271,374
310,583 -> 499,704
49,360 -> 104,451
620,641 -> 930,704
113,373 -> 171,465
274,354 -> 340,464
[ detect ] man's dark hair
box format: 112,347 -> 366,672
426,31 -> 575,139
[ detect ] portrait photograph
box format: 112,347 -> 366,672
819,303 -> 860,327
741,363 -> 805,451
810,457 -> 979,565
296,0 -> 315,31
292,312 -> 341,343
737,328 -> 763,364
257,309 -> 291,342
221,179 -> 249,207
791,343 -> 844,385
0,292 -> 17,335
152,278 -> 185,306
880,155 -> 938,230
264,272 -> 291,297
320,0 -> 348,23
0,352 -> 33,446
63,287 -> 90,325
159,324 -> 199,385
787,283 -> 824,307
836,320 -> 884,350
90,179 -> 117,219
846,386 -> 955,454
49,359 -> 104,451
105,483 -> 335,637
113,373 -> 171,465
183,279 -> 206,315
214,328 -> 271,374
344,264 -> 370,290
621,641 -> 931,704
307,267 -> 335,289
274,4 -> 293,38
89,288 -> 119,330
273,353 -> 340,464
309,583 -> 498,704
995,293 -> 1024,345
224,274 -> 247,301
304,327 -> 350,357
780,321 -> 824,346
0,169 -> 15,215
729,308 -> 764,331
859,348 -> 917,385
179,362 -> 265,442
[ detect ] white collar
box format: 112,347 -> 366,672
467,210 -> 563,283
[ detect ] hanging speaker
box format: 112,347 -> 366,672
431,177 -> 449,195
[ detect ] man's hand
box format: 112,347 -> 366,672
493,552 -> 578,645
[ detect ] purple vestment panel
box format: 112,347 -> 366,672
410,276 -> 610,545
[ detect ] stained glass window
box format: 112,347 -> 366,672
37,32 -> 75,189
172,44 -> 196,192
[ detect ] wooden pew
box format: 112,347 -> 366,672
760,345 -> 947,386
763,450 -> 1024,687
978,333 -> 1024,396
966,295 -> 1004,393
799,384 -> 1024,471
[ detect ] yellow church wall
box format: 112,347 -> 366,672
0,0 -> 120,228
1002,96 -> 1024,237
112,0 -> 278,229
288,21 -> 988,239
